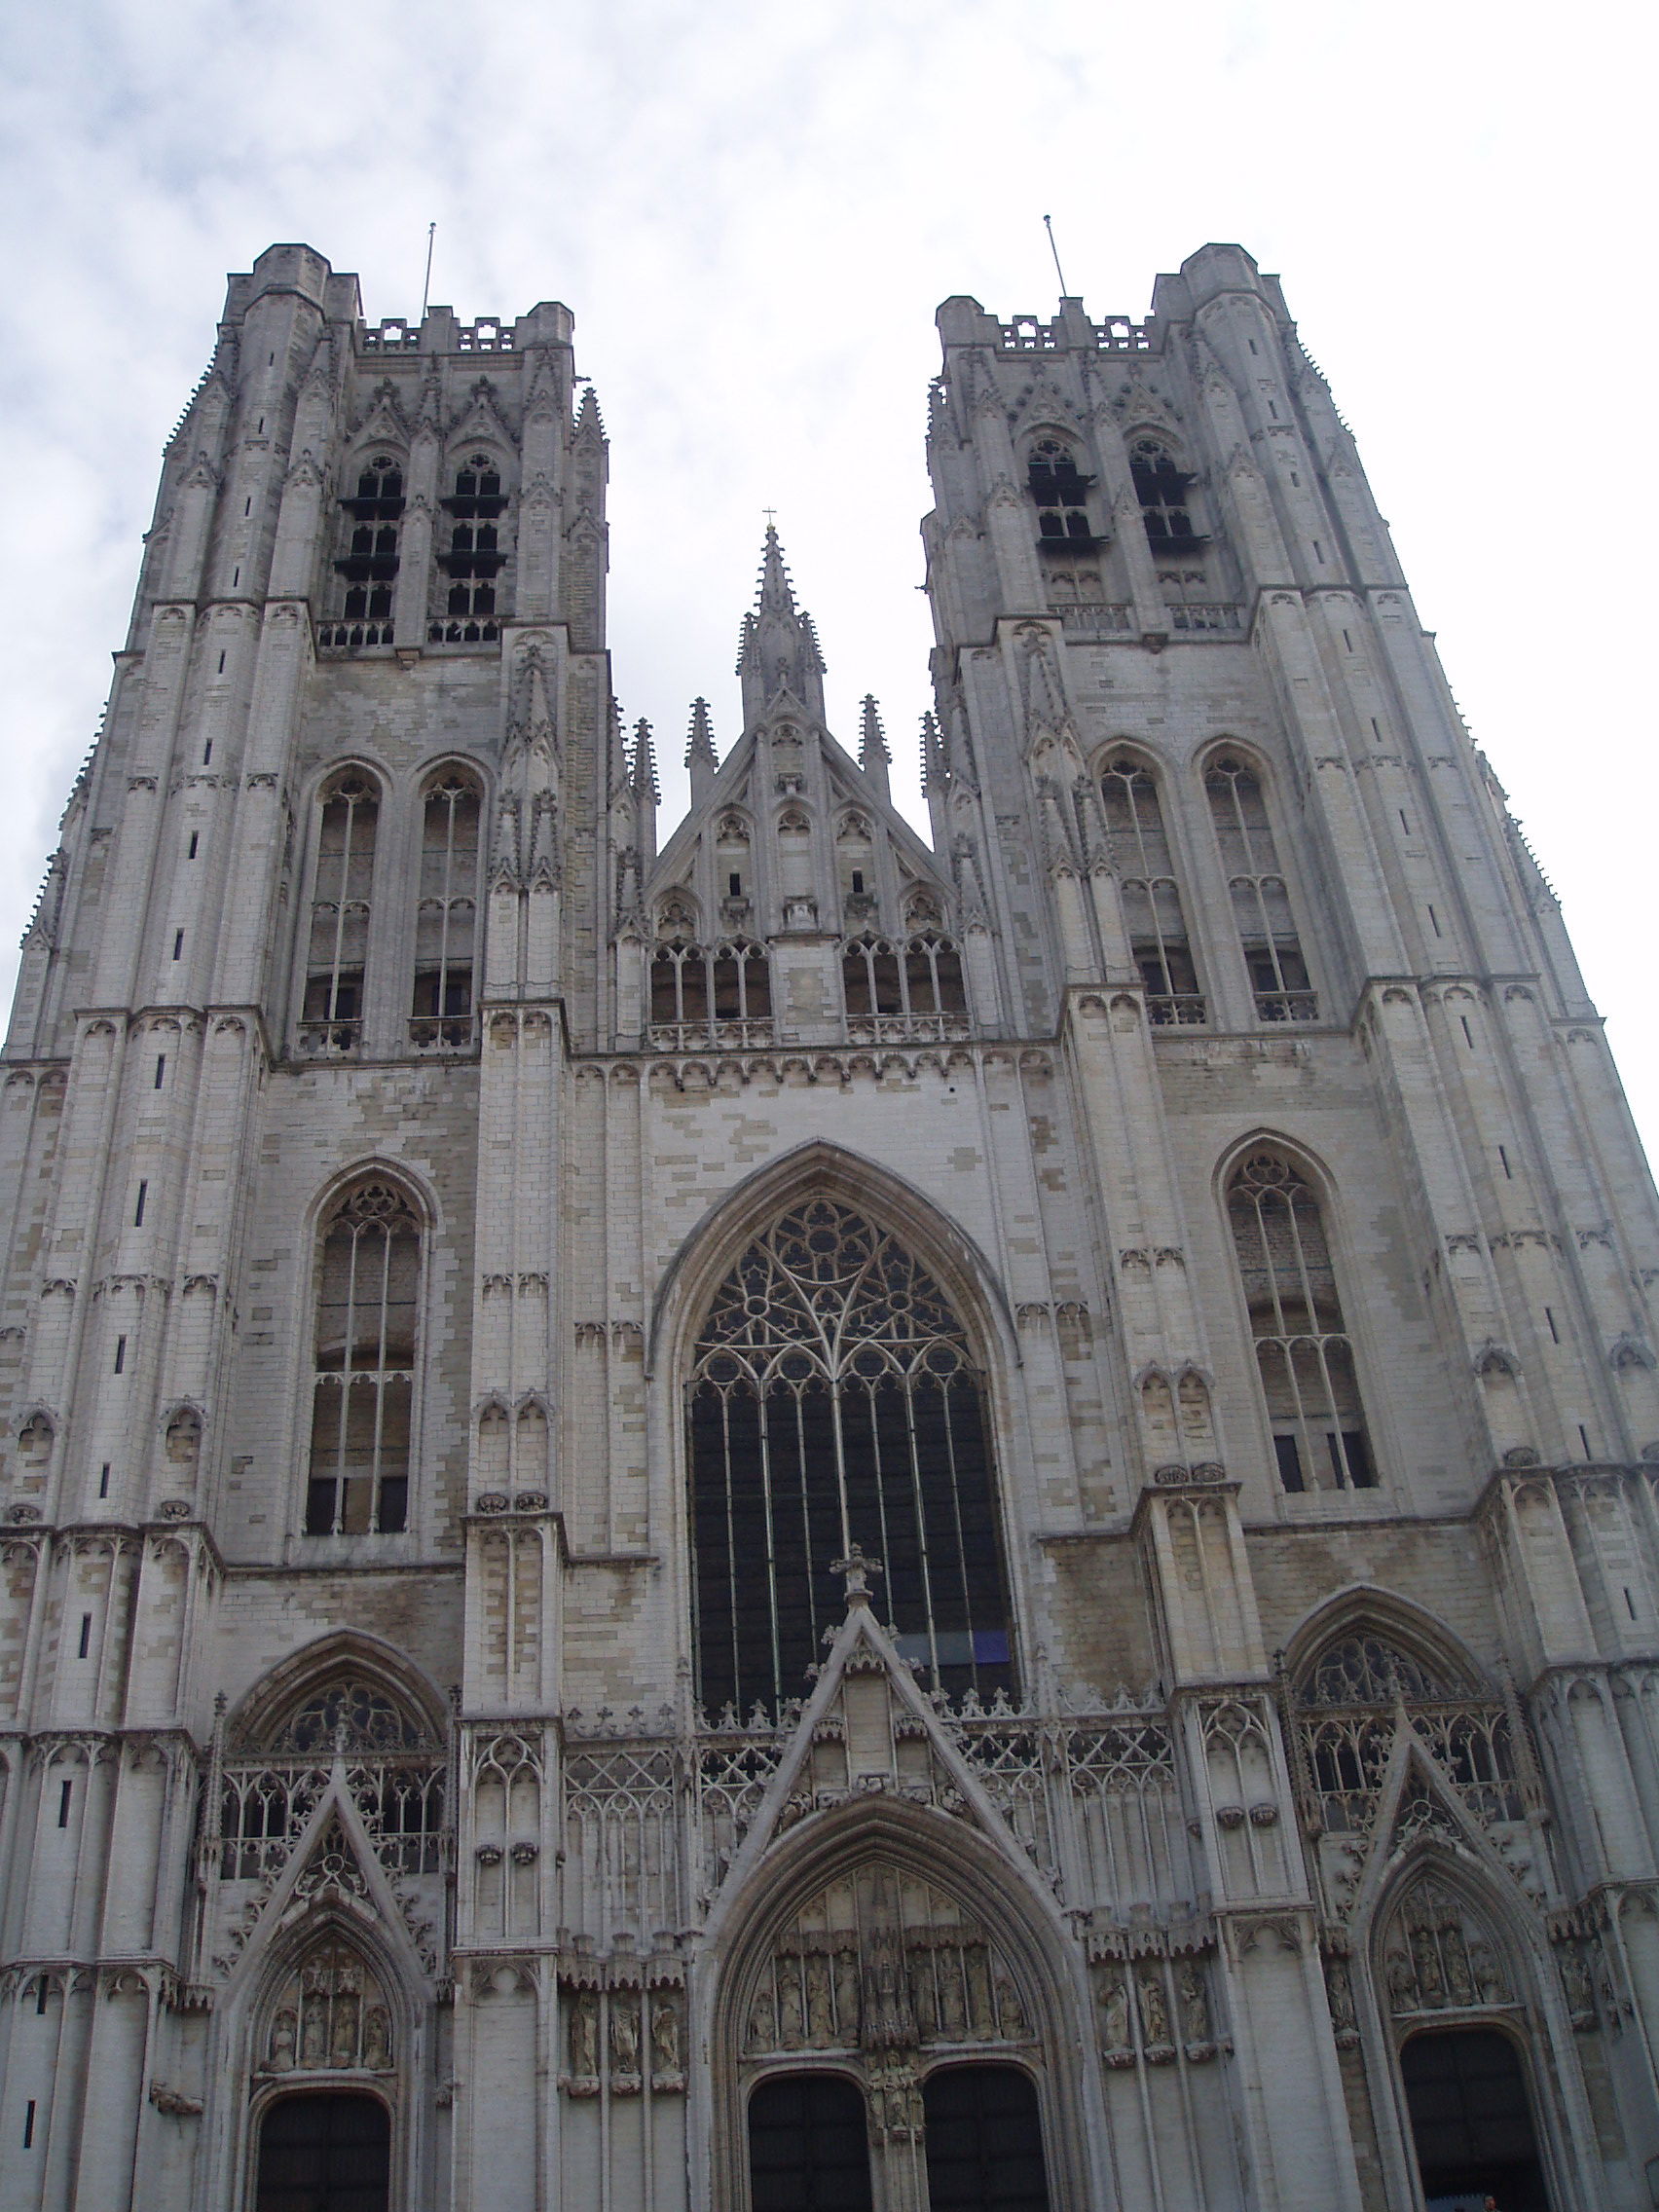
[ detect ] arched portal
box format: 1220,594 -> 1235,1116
747,2072 -> 873,2211
254,2089 -> 389,2212
1400,2027 -> 1548,2211
923,2063 -> 1051,2211
687,1198 -> 1014,1714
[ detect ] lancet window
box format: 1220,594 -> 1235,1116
301,771 -> 380,1056
435,452 -> 506,637
1227,1152 -> 1373,1493
1204,756 -> 1316,1021
306,1181 -> 420,1536
1027,434 -> 1095,546
1099,757 -> 1203,1024
334,456 -> 403,637
1130,438 -> 1201,547
688,1199 -> 1014,1715
411,769 -> 481,1049
648,938 -> 772,1047
841,931 -> 968,1038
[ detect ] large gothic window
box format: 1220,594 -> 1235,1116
1204,756 -> 1316,1022
302,772 -> 380,1057
1099,757 -> 1203,1025
689,1201 -> 1014,1715
411,769 -> 481,1049
306,1182 -> 421,1535
1227,1153 -> 1374,1493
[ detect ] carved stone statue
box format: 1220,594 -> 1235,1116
269,2009 -> 297,2072
569,1990 -> 600,2081
1441,1921 -> 1474,2006
1561,1944 -> 1597,2024
1098,1972 -> 1132,2054
994,1974 -> 1027,2041
650,1994 -> 682,2085
747,1979 -> 777,2053
805,1954 -> 834,2046
300,1991 -> 328,2067
833,1947 -> 861,2043
937,1951 -> 967,2039
965,1943 -> 997,2039
778,1961 -> 804,2048
363,2006 -> 391,2071
609,1993 -> 641,2083
330,1990 -> 360,2068
1137,1970 -> 1170,2047
1325,1958 -> 1357,2034
1179,1963 -> 1210,2046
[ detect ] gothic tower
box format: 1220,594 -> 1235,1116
1,240 -> 1656,2211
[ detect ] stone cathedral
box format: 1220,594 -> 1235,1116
2,236 -> 1657,2212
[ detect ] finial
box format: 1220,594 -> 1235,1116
830,1545 -> 883,1607
631,718 -> 660,803
859,695 -> 891,770
684,697 -> 717,769
920,711 -> 946,793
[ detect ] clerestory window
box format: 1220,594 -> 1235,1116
1227,1152 -> 1373,1493
649,938 -> 772,1045
1204,756 -> 1316,1022
1027,435 -> 1096,546
841,932 -> 967,1034
301,772 -> 380,1055
436,452 -> 507,632
1130,438 -> 1201,548
688,1199 -> 1014,1715
306,1181 -> 420,1536
335,457 -> 404,628
1099,757 -> 1203,1025
411,770 -> 481,1049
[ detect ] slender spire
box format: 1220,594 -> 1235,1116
630,718 -> 660,803
685,696 -> 718,803
859,695 -> 891,797
735,525 -> 827,725
920,711 -> 946,793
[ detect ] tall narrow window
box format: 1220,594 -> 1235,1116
1204,756 -> 1316,1022
301,773 -> 379,1055
649,938 -> 772,1046
1227,1153 -> 1373,1493
748,2075 -> 872,2212
1130,438 -> 1201,547
842,933 -> 967,1037
689,1199 -> 1014,1714
924,2065 -> 1051,2211
411,770 -> 481,1049
306,1181 -> 420,1535
433,453 -> 507,641
1026,436 -> 1095,545
335,456 -> 403,632
256,2093 -> 390,2212
1099,756 -> 1203,1025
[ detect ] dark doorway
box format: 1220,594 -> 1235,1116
748,2072 -> 873,2211
256,2091 -> 390,2212
924,2063 -> 1051,2211
1401,2028 -> 1549,2212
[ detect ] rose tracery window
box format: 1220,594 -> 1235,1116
306,1182 -> 420,1536
1227,1153 -> 1373,1493
689,1200 -> 1014,1716
1099,757 -> 1203,1025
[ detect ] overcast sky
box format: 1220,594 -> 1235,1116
3,1 -> 1654,1158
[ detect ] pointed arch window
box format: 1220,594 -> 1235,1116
689,1199 -> 1014,1715
301,772 -> 380,1056
306,1181 -> 420,1536
842,932 -> 967,1039
1027,435 -> 1097,548
1204,756 -> 1316,1021
411,769 -> 481,1049
1227,1152 -> 1373,1493
1099,757 -> 1203,1025
334,456 -> 403,638
256,2092 -> 389,2212
435,452 -> 506,635
649,938 -> 772,1047
1129,438 -> 1201,548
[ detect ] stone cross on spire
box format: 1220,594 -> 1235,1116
830,1545 -> 883,1607
735,526 -> 827,727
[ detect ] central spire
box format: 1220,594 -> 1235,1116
735,525 -> 827,726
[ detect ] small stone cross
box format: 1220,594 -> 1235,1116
830,1545 -> 883,1604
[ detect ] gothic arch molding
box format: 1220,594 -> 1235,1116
697,1796 -> 1094,2212
1280,1584 -> 1493,1696
226,1630 -> 447,1752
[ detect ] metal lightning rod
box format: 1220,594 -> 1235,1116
421,222 -> 437,319
1043,213 -> 1070,297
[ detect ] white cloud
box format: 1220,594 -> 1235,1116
3,0 -> 1655,1160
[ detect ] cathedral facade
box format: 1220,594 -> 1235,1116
0,238 -> 1655,2209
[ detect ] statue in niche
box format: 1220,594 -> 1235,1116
363,2006 -> 391,2071
300,1989 -> 328,2067
1324,1958 -> 1358,2043
330,1987 -> 360,2067
268,2009 -> 298,2073
650,1994 -> 682,2087
937,1950 -> 967,2039
965,1944 -> 997,2039
1137,1970 -> 1170,2049
805,1954 -> 834,2046
747,1978 -> 777,2052
610,1993 -> 641,2085
833,1947 -> 861,2042
1098,1972 -> 1132,2054
1441,1921 -> 1475,2006
1561,1945 -> 1597,2025
1385,1945 -> 1418,2013
1410,1926 -> 1444,2004
1179,1964 -> 1210,2046
778,1960 -> 805,2048
994,1974 -> 1027,2041
1468,1936 -> 1504,2005
908,1946 -> 938,2041
569,1990 -> 600,2082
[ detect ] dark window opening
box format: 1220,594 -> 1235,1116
56,1780 -> 71,1826
1401,2030 -> 1548,2212
691,1201 -> 1014,1715
438,455 -> 509,593
650,940 -> 771,1039
1206,757 -> 1316,1022
78,1615 -> 92,1658
924,2064 -> 1051,2212
1131,439 -> 1203,547
410,771 -> 481,1048
255,2091 -> 390,2212
134,1181 -> 147,1228
1101,759 -> 1204,1025
748,2074 -> 872,2212
306,1182 -> 420,1537
1027,436 -> 1097,548
842,933 -> 967,1028
335,458 -> 403,616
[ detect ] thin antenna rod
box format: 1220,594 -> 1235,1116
420,222 -> 437,319
1043,213 -> 1070,297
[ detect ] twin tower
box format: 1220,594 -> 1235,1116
0,240 -> 1654,2211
